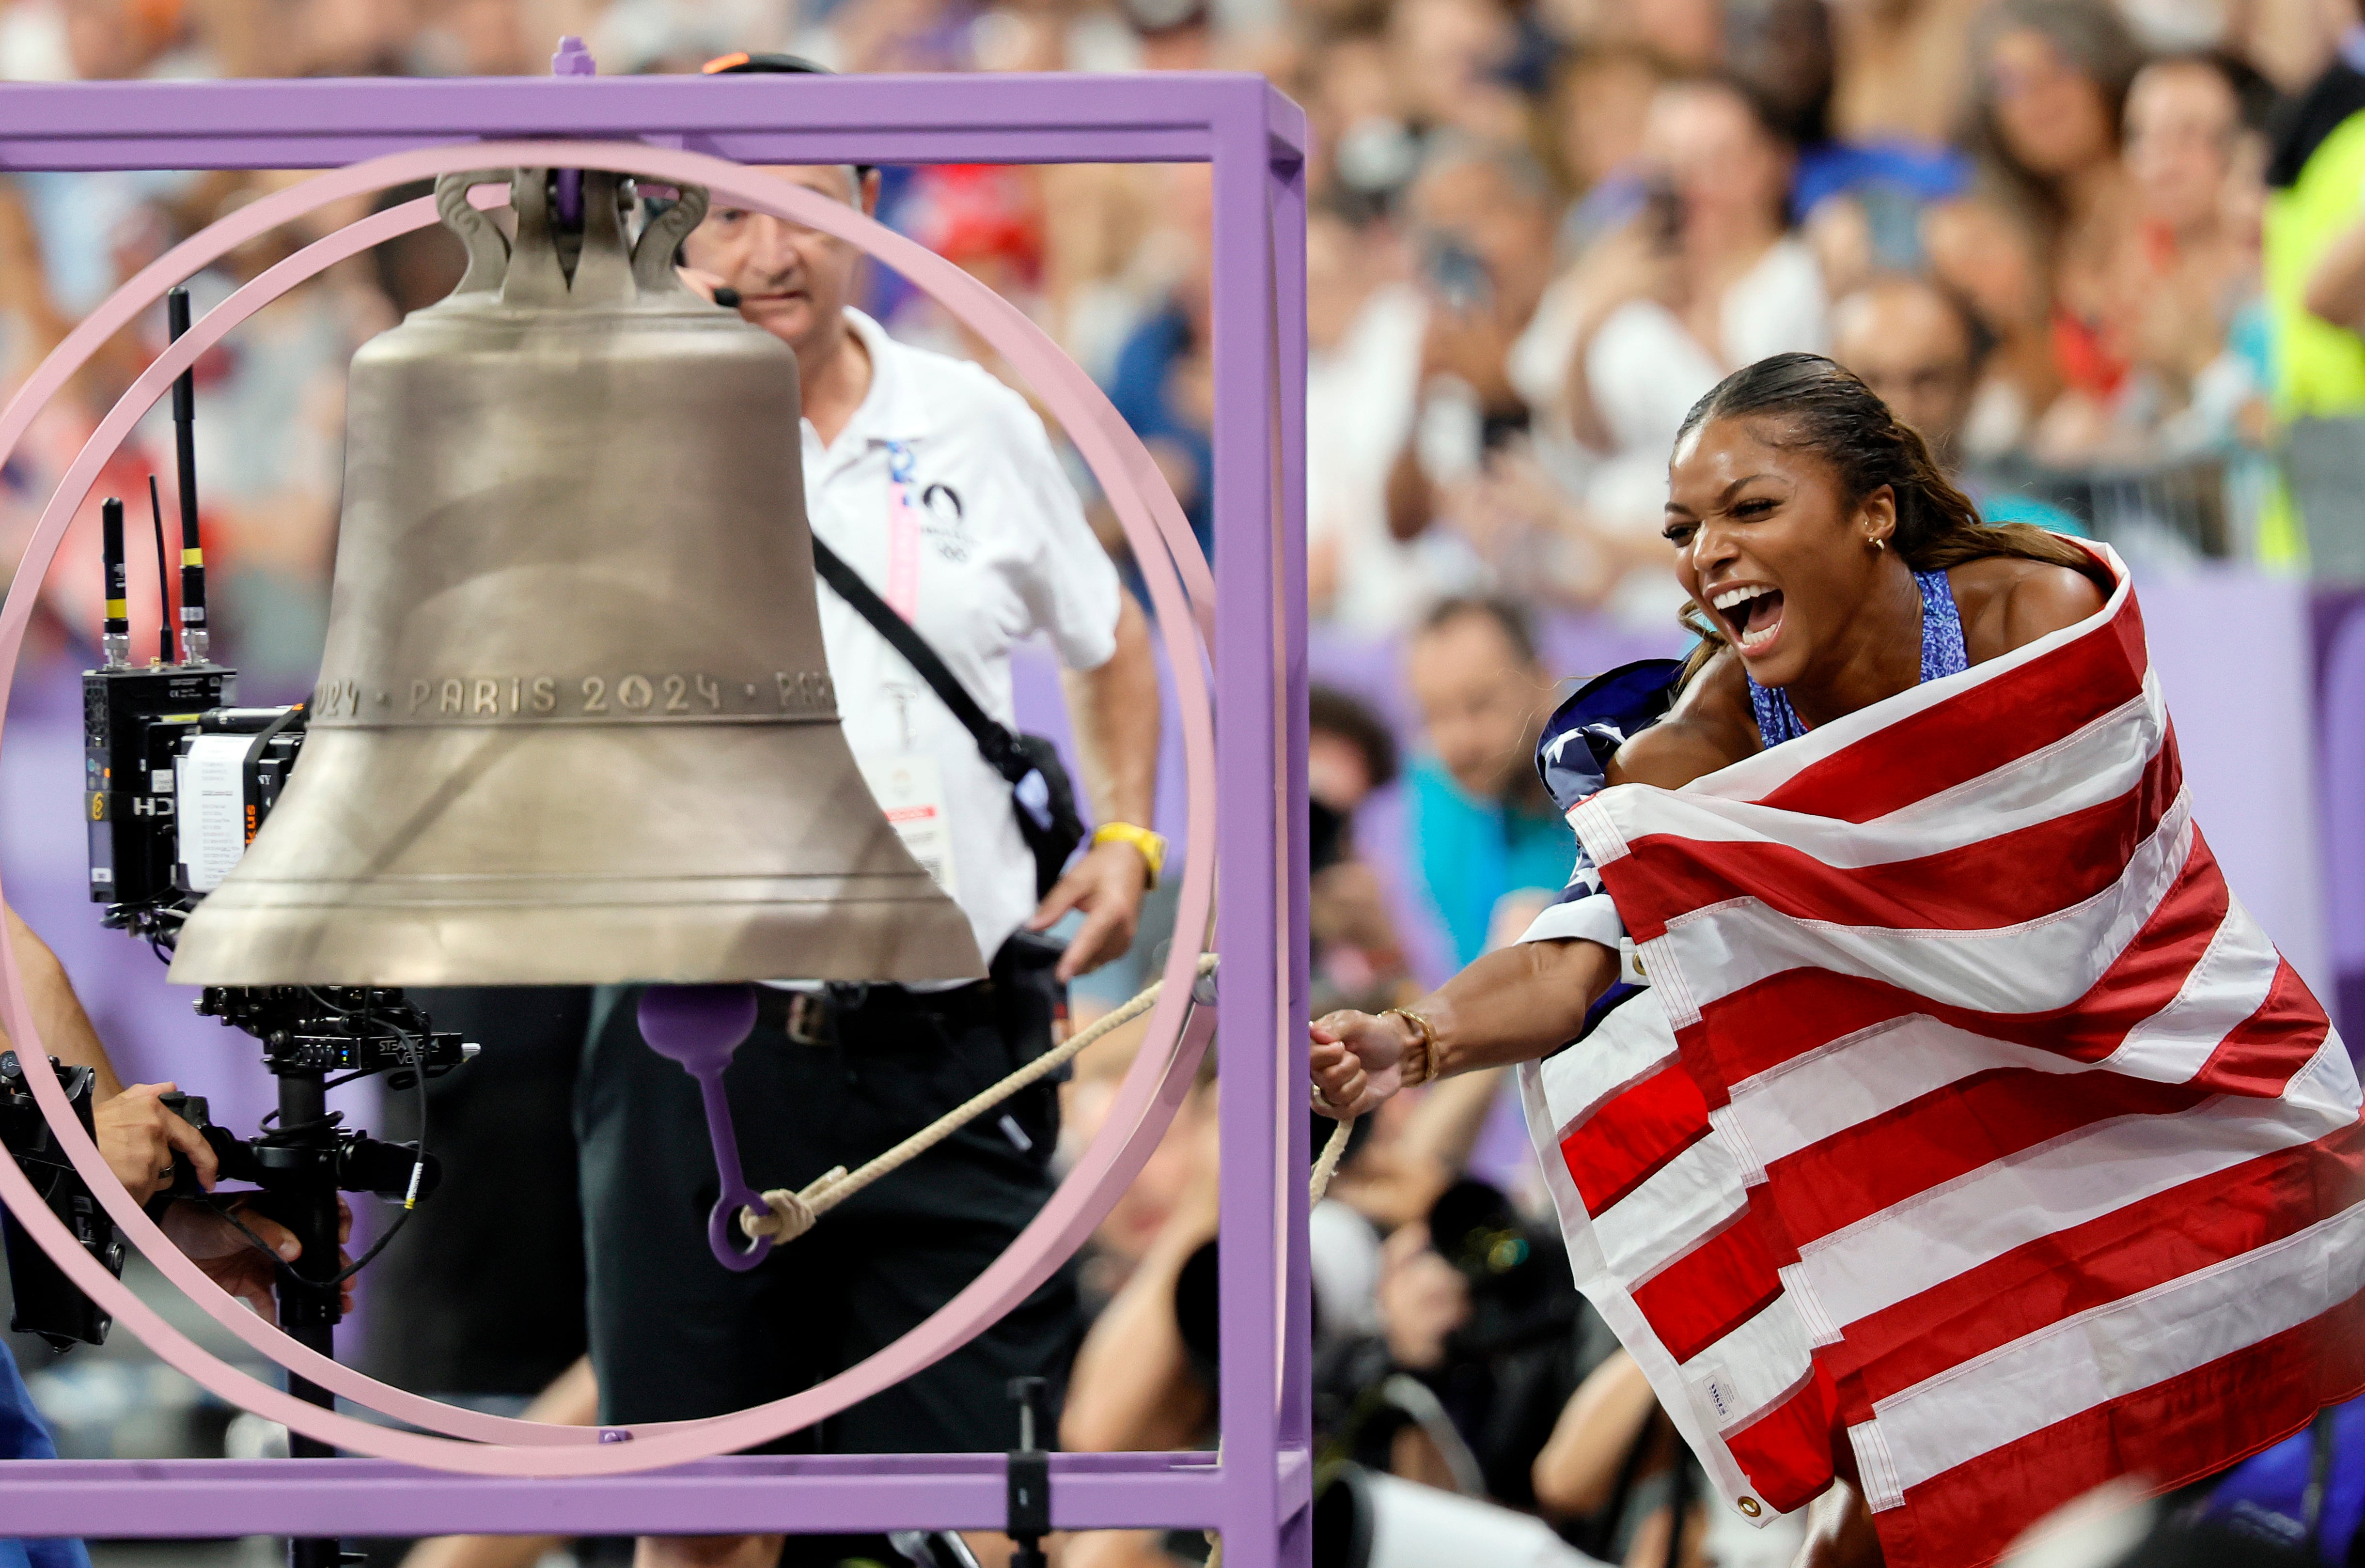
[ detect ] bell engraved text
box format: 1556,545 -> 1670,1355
307,669 -> 839,726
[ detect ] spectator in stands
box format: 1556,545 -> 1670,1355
1311,683 -> 1402,819
1733,0 -> 1970,232
1921,190 -> 2063,460
1381,140 -> 1563,560
1826,0 -> 1988,148
1103,166 -> 1216,558
1400,598 -> 1570,969
1310,685 -> 1412,1017
1538,45 -> 1664,251
1572,0 -> 1720,74
1726,0 -> 1972,305
1551,73 -> 1829,527
1502,72 -> 1825,624
1962,0 -> 2146,448
2036,51 -> 2277,462
2264,2 -> 2365,417
1305,201 -> 1430,632
1385,0 -> 1530,148
1831,273 -> 2087,534
2124,54 -> 2274,449
2258,0 -> 2365,566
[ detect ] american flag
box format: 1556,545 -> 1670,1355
1518,545 -> 2365,1567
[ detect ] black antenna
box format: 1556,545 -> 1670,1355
147,474 -> 176,665
166,287 -> 208,664
99,497 -> 128,668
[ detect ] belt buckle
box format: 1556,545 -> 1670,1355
784,992 -> 834,1047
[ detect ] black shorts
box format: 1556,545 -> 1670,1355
577,982 -> 1080,1454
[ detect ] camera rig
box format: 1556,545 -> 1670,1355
0,1052 -> 125,1351
2,288 -> 472,1568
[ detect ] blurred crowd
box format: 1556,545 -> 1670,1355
5,0 -> 2365,1561
7,0 -> 2365,680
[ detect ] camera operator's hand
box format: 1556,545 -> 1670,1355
1309,1009 -> 1416,1119
160,1200 -> 354,1321
94,1081 -> 215,1204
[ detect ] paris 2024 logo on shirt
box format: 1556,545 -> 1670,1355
918,482 -> 968,562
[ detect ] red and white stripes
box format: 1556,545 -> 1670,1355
1519,546 -> 2365,1567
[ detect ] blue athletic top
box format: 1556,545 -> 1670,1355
1746,568 -> 1968,749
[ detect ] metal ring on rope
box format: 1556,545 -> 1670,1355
0,140 -> 1225,1475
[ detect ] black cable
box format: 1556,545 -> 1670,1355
198,1009 -> 433,1291
302,1013 -> 429,1288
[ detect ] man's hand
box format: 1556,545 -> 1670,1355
1027,839 -> 1151,982
94,1082 -> 216,1205
1309,1009 -> 1417,1119
160,1199 -> 354,1320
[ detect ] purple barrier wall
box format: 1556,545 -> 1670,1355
2141,572 -> 2332,1006
2315,590 -> 2365,1036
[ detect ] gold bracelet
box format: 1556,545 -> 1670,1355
1090,821 -> 1167,886
1379,1007 -> 1439,1089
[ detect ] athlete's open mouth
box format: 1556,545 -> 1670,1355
1710,583 -> 1785,655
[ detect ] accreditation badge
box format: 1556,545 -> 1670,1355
856,752 -> 960,899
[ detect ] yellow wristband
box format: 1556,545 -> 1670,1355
1091,821 -> 1167,886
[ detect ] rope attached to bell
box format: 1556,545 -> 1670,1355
738,954 -> 1361,1243
1309,1115 -> 1353,1204
739,952 -> 1222,1244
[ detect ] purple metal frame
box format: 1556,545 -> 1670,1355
0,72 -> 1310,1560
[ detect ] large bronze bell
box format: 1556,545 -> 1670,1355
170,169 -> 985,987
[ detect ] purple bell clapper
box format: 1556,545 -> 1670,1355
636,984 -> 772,1271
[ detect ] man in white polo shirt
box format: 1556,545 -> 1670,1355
576,54 -> 1165,1568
